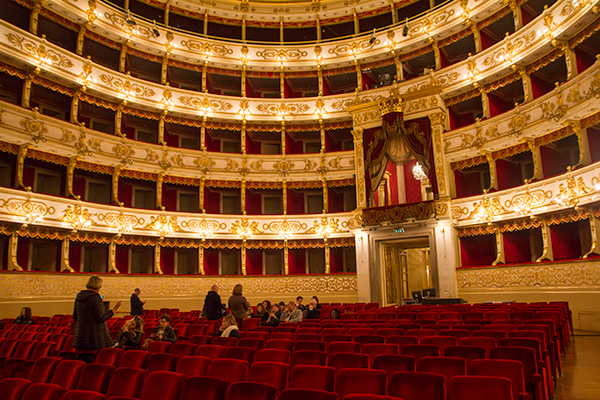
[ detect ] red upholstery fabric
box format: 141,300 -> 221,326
208,358 -> 249,384
328,341 -> 361,355
443,346 -> 486,366
96,348 -> 124,367
61,390 -> 107,400
189,335 -> 213,346
361,344 -> 399,367
237,338 -> 265,350
295,334 -> 322,342
0,378 -> 32,400
347,328 -> 375,338
343,395 -> 403,400
21,383 -> 65,400
248,362 -> 289,392
323,335 -> 353,344
471,359 -> 530,400
270,333 -> 296,341
212,337 -> 238,349
226,382 -> 278,400
27,357 -> 61,383
372,354 -> 416,380
176,356 -> 211,377
418,356 -> 467,381
490,347 -> 544,400
421,336 -> 457,353
387,371 -> 446,400
404,330 -> 436,341
76,363 -> 115,394
119,350 -> 150,369
195,345 -> 227,359
448,376 -> 513,400
384,336 -> 419,350
335,368 -> 386,400
225,346 -> 256,363
106,367 -> 148,398
254,349 -> 291,364
51,360 -> 86,390
401,345 -> 440,362
354,335 -> 385,345
290,350 -> 328,368
328,353 -> 369,371
146,341 -> 172,354
458,337 -> 497,357
263,339 -> 294,352
294,341 -> 327,352
438,329 -> 470,340
289,365 -> 336,392
242,319 -> 262,332
170,343 -> 197,357
473,330 -> 506,342
188,325 -> 208,337
147,353 -> 179,372
278,388 -> 339,400
179,376 -> 228,400
140,371 -> 186,400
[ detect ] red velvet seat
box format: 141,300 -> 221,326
189,335 -> 213,346
208,358 -> 249,384
404,329 -> 436,342
401,345 -> 440,363
361,343 -> 399,367
490,346 -> 544,400
212,337 -> 238,348
147,352 -> 179,372
347,328 -> 375,338
245,331 -> 270,340
138,371 -> 186,400
7,341 -> 57,378
51,360 -> 86,390
270,333 -> 296,341
0,377 -> 32,400
421,336 -> 456,354
248,361 -> 289,392
76,363 -> 116,394
343,395 -> 402,400
374,329 -> 404,338
290,350 -> 328,368
21,383 -> 65,400
328,341 -> 361,355
179,376 -> 228,400
387,371 -> 446,400
254,348 -> 291,364
242,319 -> 262,332
288,365 -> 336,392
457,337 -> 496,358
418,356 -> 467,381
188,324 -> 208,337
278,388 -> 339,400
225,346 -> 255,363
0,339 -> 21,365
176,355 -> 211,377
448,376 -> 513,400
471,359 -> 530,400
294,340 -> 327,352
384,336 -> 419,351
322,328 -> 347,336
237,338 -> 265,350
146,341 -> 172,354
296,327 -> 320,334
444,346 -> 486,366
323,334 -> 353,344
439,312 -> 462,321
353,335 -> 385,345
328,352 -> 369,371
335,368 -> 386,400
170,343 -> 197,356
263,339 -> 294,352
61,390 -> 107,400
194,345 -> 226,360
106,367 -> 148,398
118,350 -> 150,369
226,382 -> 278,400
96,348 -> 124,367
27,356 -> 61,383
372,354 -> 416,381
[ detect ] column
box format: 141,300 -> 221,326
317,64 -> 323,96
241,64 -> 247,97
352,9 -> 359,35
480,88 -> 491,119
280,65 -> 285,98
561,42 -> 578,79
70,89 -> 81,124
492,227 -> 505,266
283,241 -> 289,275
161,55 -> 169,85
428,112 -> 451,199
112,164 -> 124,206
115,102 -> 125,136
282,180 -> 288,215
154,242 -> 164,274
242,15 -> 246,41
198,246 -> 205,275
322,176 -> 328,213
324,242 -> 330,274
352,128 -> 367,209
76,24 -> 86,56
66,156 -> 80,199
281,120 -> 286,155
469,21 -> 482,53
241,119 -> 247,154
514,66 -> 533,103
523,138 -> 544,182
30,0 -> 45,35
22,73 -> 33,109
319,118 -> 326,153
108,238 -> 119,273
158,111 -> 166,144
203,10 -> 208,35
119,40 -> 129,73
483,151 -> 498,192
431,39 -> 441,70
316,15 -> 321,41
16,144 -> 32,191
241,178 -> 246,214
61,237 -> 75,272
354,59 -> 362,91
157,172 -> 165,211
280,17 -> 284,44
202,61 -> 208,92
200,116 -> 206,151
199,177 -> 205,213
393,53 -> 404,82
8,232 -> 23,271
164,0 -> 171,25
536,220 -> 554,262
241,242 -> 247,275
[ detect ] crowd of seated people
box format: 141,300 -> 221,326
0,299 -> 573,400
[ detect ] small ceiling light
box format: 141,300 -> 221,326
152,20 -> 160,38
402,18 -> 409,37
125,10 -> 136,26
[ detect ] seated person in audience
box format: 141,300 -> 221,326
115,316 -> 144,348
281,302 -> 303,323
304,299 -> 321,320
217,314 -> 240,338
15,307 -> 33,325
263,306 -> 280,327
146,314 -> 177,346
271,303 -> 283,320
296,296 -> 306,312
262,300 -> 272,313
311,296 -> 322,309
252,302 -> 270,324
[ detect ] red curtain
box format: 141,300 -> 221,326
205,132 -> 220,152
162,185 -> 177,212
288,248 -> 306,275
115,246 -> 129,274
72,176 -> 86,199
246,136 -> 261,154
329,247 -> 343,273
403,160 -> 422,203
246,190 -> 262,215
575,48 -> 596,74
496,159 -> 522,191
459,235 -> 496,267
204,248 -> 219,275
23,165 -> 35,189
17,238 -> 30,271
503,230 -> 532,264
246,248 -> 263,275
385,162 -> 399,205
328,188 -> 344,212
118,181 -> 132,207
287,189 -> 305,214
203,188 -> 221,214
550,222 -> 583,260
69,241 -> 81,272
588,127 -> 600,163
160,247 -> 175,275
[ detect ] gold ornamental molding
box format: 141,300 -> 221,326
0,271 -> 358,299
457,259 -> 600,288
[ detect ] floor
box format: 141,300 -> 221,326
553,332 -> 600,400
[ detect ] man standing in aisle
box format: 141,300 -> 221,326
203,284 -> 225,320
130,288 -> 145,316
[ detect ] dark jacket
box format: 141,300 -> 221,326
304,307 -> 321,320
115,328 -> 143,348
73,290 -> 114,351
203,290 -> 224,320
14,316 -> 33,325
228,294 -> 251,319
151,324 -> 177,343
130,293 -> 144,316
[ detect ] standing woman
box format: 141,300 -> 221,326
73,276 -> 121,362
228,284 -> 251,321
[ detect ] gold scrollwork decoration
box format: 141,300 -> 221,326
256,49 -> 308,61
274,160 -> 295,177
99,75 -> 156,98
256,103 -> 310,115
5,33 -> 74,69
179,96 -> 233,112
97,212 -> 141,235
179,40 -> 233,56
328,39 -> 380,57
61,204 -> 93,232
20,117 -> 48,144
262,220 -> 307,233
194,156 -> 216,174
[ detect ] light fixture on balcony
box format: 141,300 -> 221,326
61,205 -> 93,232
152,20 -> 160,38
311,215 -> 340,242
412,162 -> 428,181
125,10 -> 136,26
278,229 -> 293,241
230,219 -> 261,241
20,199 -> 45,228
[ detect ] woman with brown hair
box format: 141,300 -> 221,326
15,307 -> 33,325
115,316 -> 144,348
217,315 -> 240,338
228,284 -> 251,320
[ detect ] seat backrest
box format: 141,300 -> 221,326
278,388 -> 339,400
207,358 -> 249,384
270,333 -> 296,341
237,338 -> 265,350
106,367 -> 148,398
141,371 -> 186,400
95,347 -> 124,367
385,335 -> 420,349
361,343 -> 399,367
457,337 -> 496,358
443,346 -> 486,366
328,352 -> 369,371
254,348 -> 291,364
245,331 -> 270,341
147,352 -> 180,372
76,363 -> 115,394
471,359 -> 526,400
50,360 -> 86,390
11,340 -> 38,359
176,355 -> 211,377
189,335 -> 213,346
263,339 -> 294,351
353,335 -> 385,345
224,346 -> 256,363
323,334 -> 353,344
21,383 -> 65,400
170,343 -> 198,356
28,357 -> 61,383
119,350 -> 150,369
248,361 -> 289,392
294,340 -> 326,352
372,354 -> 416,380
211,336 -> 238,348
335,368 -> 387,400
401,345 -> 440,363
499,337 -> 542,361
0,377 -> 32,400
194,344 -> 226,359
146,341 -> 172,354
418,356 -> 467,382
0,338 -> 19,357
227,382 -> 278,400
447,376 -> 513,400
290,350 -> 328,368
328,341 -> 361,355
388,371 -> 446,400
288,365 -> 336,392
180,376 -> 228,400
490,346 -> 539,393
